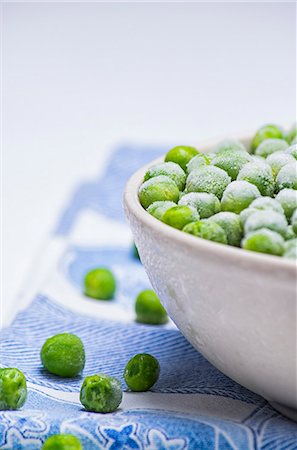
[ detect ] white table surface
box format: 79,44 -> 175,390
2,2 -> 296,327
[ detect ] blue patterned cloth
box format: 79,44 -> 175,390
1,145 -> 297,449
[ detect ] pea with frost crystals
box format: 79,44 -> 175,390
84,268 -> 116,300
221,180 -> 260,214
214,139 -> 247,154
284,144 -> 297,160
291,210 -> 297,234
242,229 -> 285,256
266,151 -> 295,177
162,205 -> 199,230
255,138 -> 288,158
285,124 -> 297,144
135,289 -> 168,325
0,368 -> 27,410
80,373 -> 122,413
124,353 -> 160,392
42,435 -> 82,450
251,124 -> 283,152
186,154 -> 210,173
139,175 -> 180,209
183,221 -> 227,244
211,150 -> 252,180
165,146 -> 199,171
147,201 -> 177,221
144,162 -> 186,191
283,238 -> 297,259
244,210 -> 288,239
207,212 -> 243,246
249,197 -> 285,215
276,162 -> 297,190
275,189 -> 297,220
40,333 -> 85,377
179,192 -> 221,218
237,161 -> 275,197
186,165 -> 231,200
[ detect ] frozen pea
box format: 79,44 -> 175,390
0,368 -> 27,410
221,180 -> 260,214
186,154 -> 210,173
211,150 -> 252,180
285,225 -> 296,240
144,162 -> 186,191
275,189 -> 297,220
214,139 -> 247,154
183,221 -> 227,244
283,238 -> 297,259
240,207 -> 258,225
80,373 -> 122,413
266,151 -> 295,177
165,146 -> 199,171
147,201 -> 177,221
251,124 -> 283,152
244,210 -> 288,238
135,290 -> 168,325
206,152 -> 216,162
138,176 -> 180,209
237,161 -> 275,196
162,205 -> 199,230
255,138 -> 288,158
42,435 -> 82,450
186,166 -> 231,200
242,228 -> 285,256
291,209 -> 297,234
276,162 -> 297,190
284,144 -> 297,160
84,268 -> 116,300
207,212 -> 243,246
285,124 -> 297,145
124,354 -> 160,392
249,197 -> 284,215
178,192 -> 221,218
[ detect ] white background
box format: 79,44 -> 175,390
2,2 -> 296,326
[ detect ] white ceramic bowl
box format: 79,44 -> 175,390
124,135 -> 297,420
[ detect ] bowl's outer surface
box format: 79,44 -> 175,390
124,135 -> 297,410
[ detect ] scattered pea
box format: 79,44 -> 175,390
42,434 -> 82,450
80,373 -> 122,413
84,268 -> 116,300
124,353 -> 160,392
0,368 -> 27,410
135,289 -> 168,325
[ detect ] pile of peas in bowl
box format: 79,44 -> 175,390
138,124 -> 297,259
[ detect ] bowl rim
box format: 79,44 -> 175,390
124,133 -> 297,273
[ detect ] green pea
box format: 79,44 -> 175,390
42,435 -> 82,450
214,139 -> 247,154
186,154 -> 210,173
291,210 -> 297,235
182,221 -> 227,244
144,162 -> 186,191
221,180 -> 260,214
285,225 -> 296,240
84,268 -> 116,300
162,205 -> 199,230
211,150 -> 252,180
147,201 -> 177,221
249,196 -> 284,215
244,210 -> 288,238
138,175 -> 180,209
178,192 -> 220,218
255,138 -> 288,159
80,373 -> 122,413
135,289 -> 168,325
276,162 -> 297,190
237,161 -> 275,197
165,146 -> 199,171
275,189 -> 297,220
124,353 -> 160,392
0,368 -> 27,410
186,166 -> 231,200
283,238 -> 297,259
40,333 -> 85,377
285,124 -> 297,144
284,144 -> 297,160
251,124 -> 283,152
207,212 -> 243,246
266,151 -> 295,177
242,228 -> 285,256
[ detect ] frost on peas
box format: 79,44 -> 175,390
255,138 -> 288,158
244,210 -> 288,238
249,197 -> 285,215
284,144 -> 297,160
138,175 -> 180,209
183,220 -> 227,244
178,192 -> 221,218
251,124 -> 283,152
186,154 -> 210,174
283,238 -> 297,259
186,166 -> 231,200
276,162 -> 297,190
242,228 -> 285,256
291,209 -> 297,235
221,180 -> 260,214
285,124 -> 297,145
147,201 -> 177,221
266,151 -> 295,177
275,189 -> 297,220
144,162 -> 186,191
237,161 -> 275,196
207,212 -> 243,246
211,150 -> 252,180
162,205 -> 199,230
165,146 -> 199,171
214,139 -> 247,154
285,225 -> 296,240
240,207 -> 258,225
